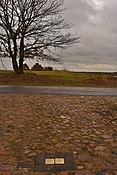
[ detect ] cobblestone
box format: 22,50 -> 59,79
0,94 -> 117,175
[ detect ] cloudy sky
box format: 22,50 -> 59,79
61,0 -> 117,72
0,0 -> 117,72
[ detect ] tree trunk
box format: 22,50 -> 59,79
12,37 -> 19,74
19,57 -> 24,73
12,56 -> 19,74
19,37 -> 24,73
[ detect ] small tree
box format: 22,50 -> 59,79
23,63 -> 30,70
31,63 -> 44,71
0,0 -> 79,74
44,66 -> 53,71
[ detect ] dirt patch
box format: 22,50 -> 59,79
0,72 -> 117,87
85,76 -> 117,87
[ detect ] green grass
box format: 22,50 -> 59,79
26,70 -> 113,78
0,70 -> 13,73
0,70 -> 116,87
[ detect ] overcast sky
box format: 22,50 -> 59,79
61,0 -> 117,72
0,0 -> 117,72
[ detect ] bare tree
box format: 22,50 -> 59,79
0,0 -> 79,74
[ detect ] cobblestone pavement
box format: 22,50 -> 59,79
0,94 -> 117,175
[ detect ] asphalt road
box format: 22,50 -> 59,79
0,85 -> 117,96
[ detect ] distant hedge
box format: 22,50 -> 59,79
31,63 -> 53,71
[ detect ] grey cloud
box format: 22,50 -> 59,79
61,0 -> 117,71
64,0 -> 96,26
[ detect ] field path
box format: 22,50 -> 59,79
0,85 -> 117,96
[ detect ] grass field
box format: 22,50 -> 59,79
0,70 -> 117,87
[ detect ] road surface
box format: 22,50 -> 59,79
0,85 -> 117,96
